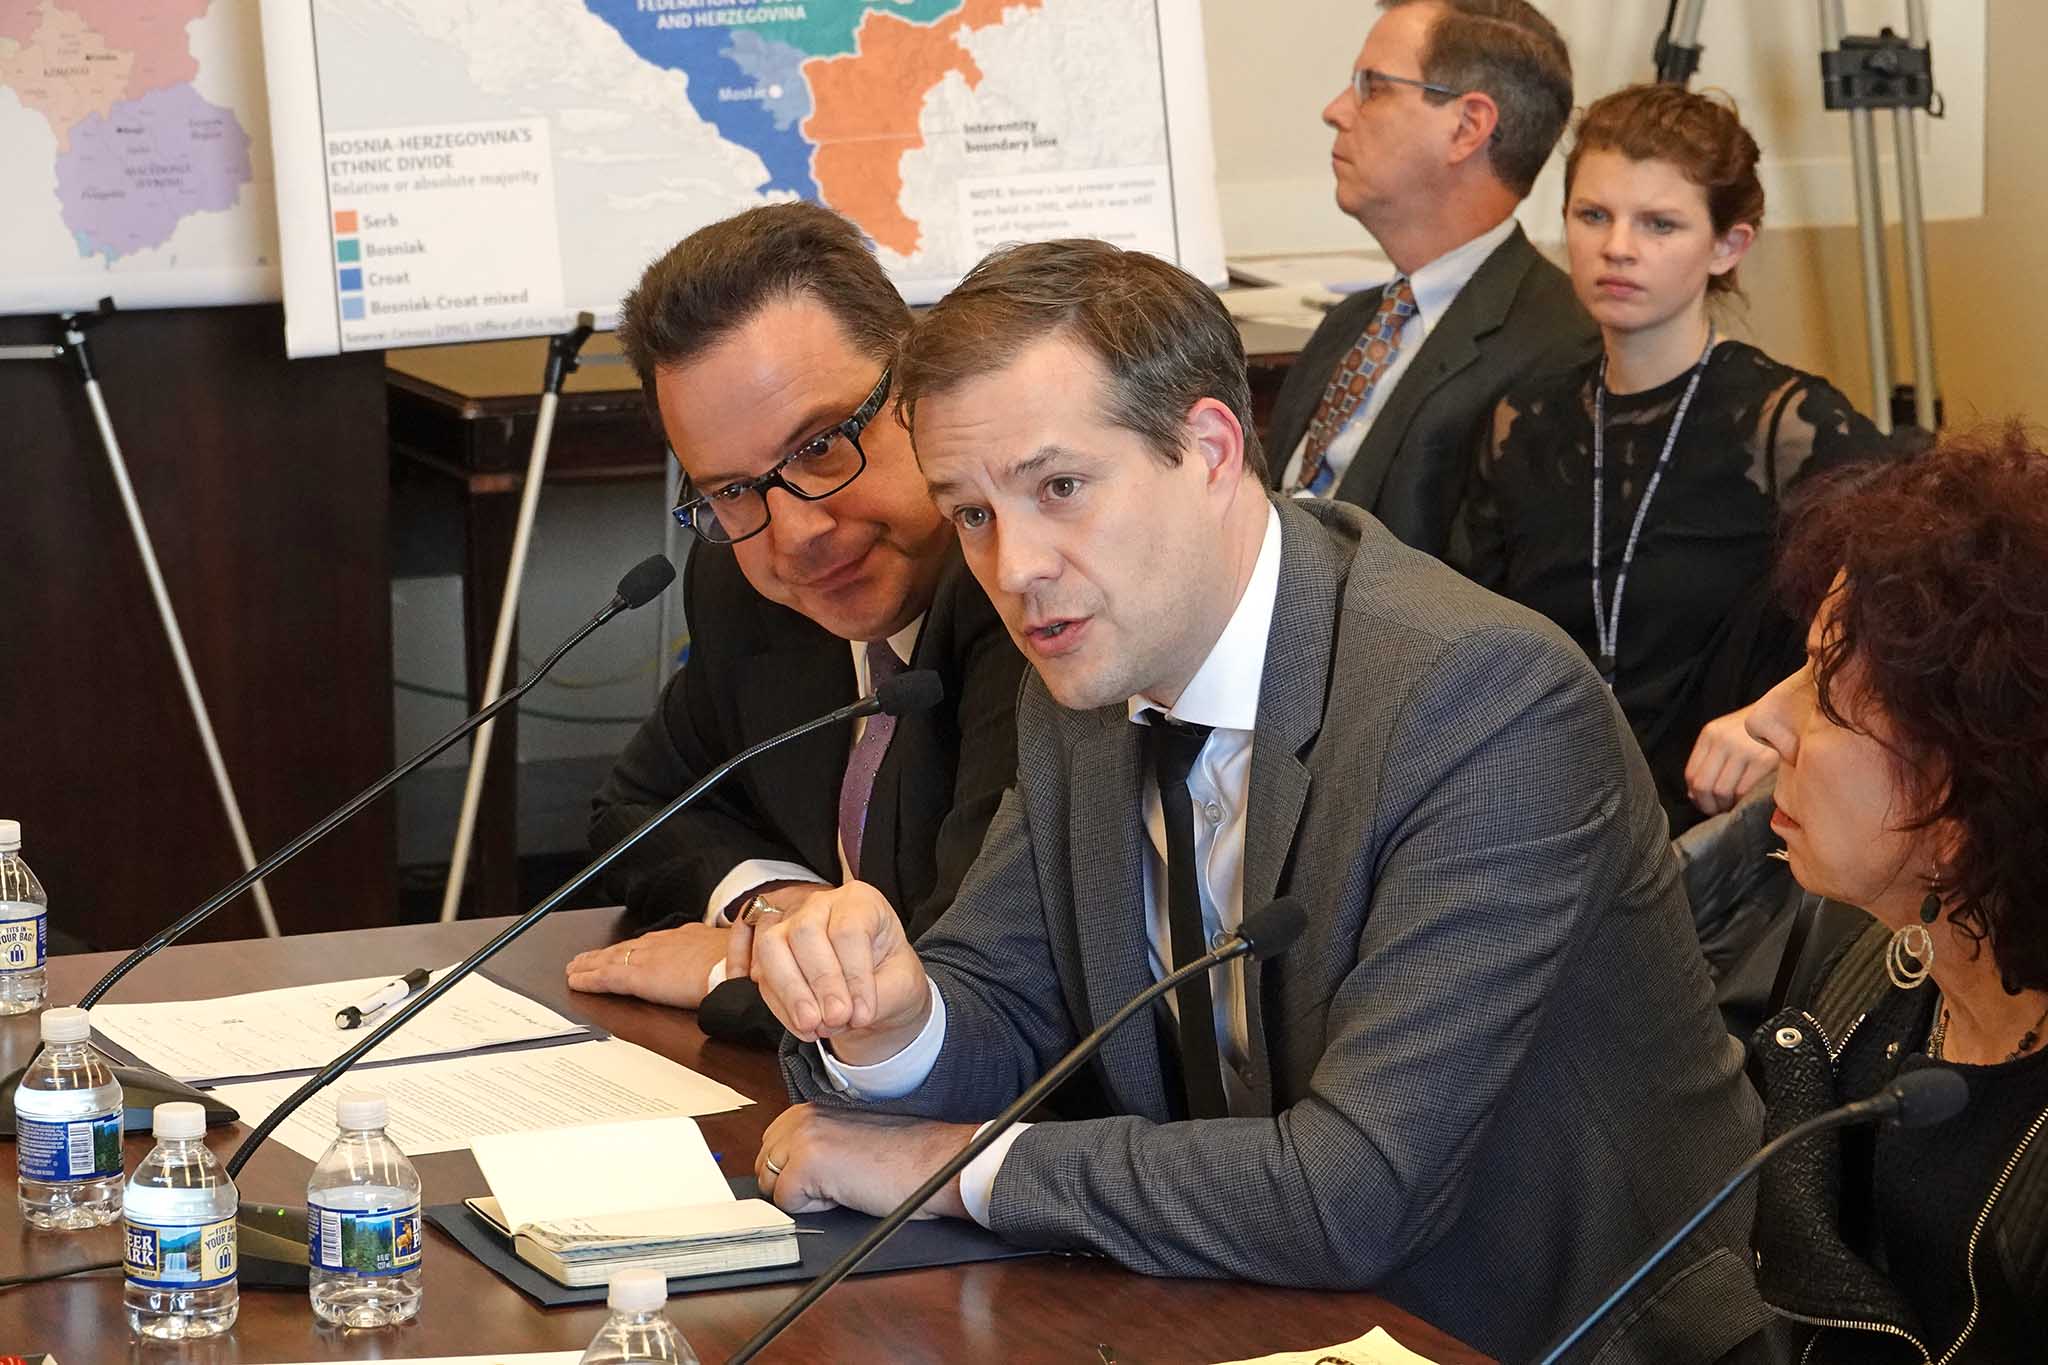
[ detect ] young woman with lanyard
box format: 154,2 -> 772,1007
1459,83 -> 1897,833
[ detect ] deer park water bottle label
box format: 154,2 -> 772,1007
125,1215 -> 238,1290
0,901 -> 45,972
308,1199 -> 422,1276
17,1110 -> 122,1183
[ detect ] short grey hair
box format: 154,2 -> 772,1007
1380,0 -> 1574,197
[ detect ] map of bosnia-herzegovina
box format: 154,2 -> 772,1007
262,0 -> 1214,355
0,0 -> 253,263
581,0 -> 1044,257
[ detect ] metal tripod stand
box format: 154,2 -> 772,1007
1656,0 -> 1944,434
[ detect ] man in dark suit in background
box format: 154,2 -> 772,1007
1266,0 -> 1598,555
734,240 -> 1770,1364
564,204 -> 1024,1014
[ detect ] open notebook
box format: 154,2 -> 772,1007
465,1116 -> 798,1287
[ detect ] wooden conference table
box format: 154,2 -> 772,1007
0,911 -> 1487,1363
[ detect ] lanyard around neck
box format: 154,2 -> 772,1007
1590,328 -> 1717,686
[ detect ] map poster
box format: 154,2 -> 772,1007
0,0 -> 279,316
259,0 -> 1225,358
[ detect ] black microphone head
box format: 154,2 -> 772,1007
1239,898 -> 1307,961
878,669 -> 944,717
1889,1066 -> 1969,1128
615,555 -> 677,609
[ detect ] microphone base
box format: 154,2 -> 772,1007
0,1063 -> 239,1135
238,1201 -> 312,1290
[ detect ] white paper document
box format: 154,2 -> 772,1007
1220,284 -> 1340,330
472,1115 -> 734,1231
266,1356 -> 579,1365
210,1038 -> 751,1161
91,970 -> 595,1084
1213,1327 -> 1447,1365
1227,250 -> 1393,295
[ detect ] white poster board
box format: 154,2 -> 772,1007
0,0 -> 281,315
257,0 -> 1228,358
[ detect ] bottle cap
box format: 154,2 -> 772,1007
608,1266 -> 668,1312
40,1006 -> 90,1044
335,1090 -> 387,1130
154,1101 -> 206,1140
0,819 -> 18,853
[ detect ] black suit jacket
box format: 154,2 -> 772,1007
590,543 -> 1024,939
1265,223 -> 1598,556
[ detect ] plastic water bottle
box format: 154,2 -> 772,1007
124,1101 -> 238,1339
306,1090 -> 422,1326
579,1267 -> 701,1364
14,1005 -> 124,1229
0,819 -> 48,1014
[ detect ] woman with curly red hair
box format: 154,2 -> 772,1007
1460,83 -> 1898,833
1744,423 -> 2048,1360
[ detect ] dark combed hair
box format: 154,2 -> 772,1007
1565,83 -> 1764,295
894,239 -> 1267,482
616,202 -> 911,420
1777,422 -> 2048,992
1382,0 -> 1574,196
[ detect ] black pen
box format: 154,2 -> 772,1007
335,967 -> 432,1029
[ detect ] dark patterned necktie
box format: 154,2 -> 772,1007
837,639 -> 904,880
1292,277 -> 1419,496
1144,714 -> 1229,1120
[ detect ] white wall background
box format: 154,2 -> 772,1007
1200,0 -> 1986,257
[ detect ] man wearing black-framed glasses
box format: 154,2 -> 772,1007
668,367 -> 892,548
1265,0 -> 1597,559
564,204 -> 1026,1036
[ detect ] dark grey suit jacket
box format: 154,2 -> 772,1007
786,498 -> 1768,1364
591,544 -> 1023,939
1265,223 -> 1598,556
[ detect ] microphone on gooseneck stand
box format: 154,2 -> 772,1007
0,555 -> 677,1139
724,897 -> 1311,1365
1536,1066 -> 1971,1364
222,669 -> 947,1290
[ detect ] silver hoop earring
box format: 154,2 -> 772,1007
1888,874 -> 1943,991
1886,923 -> 1935,990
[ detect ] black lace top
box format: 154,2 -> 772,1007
1461,340 -> 1893,829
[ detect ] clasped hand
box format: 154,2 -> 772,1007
730,879 -> 933,1061
1685,701 -> 1780,816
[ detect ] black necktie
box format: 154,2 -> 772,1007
1145,715 -> 1229,1120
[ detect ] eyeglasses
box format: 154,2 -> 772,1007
1350,67 -> 1463,103
671,368 -> 891,546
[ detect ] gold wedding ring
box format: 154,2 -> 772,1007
763,1156 -> 784,1176
741,895 -> 784,927
623,946 -> 635,967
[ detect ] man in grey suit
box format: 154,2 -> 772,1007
1267,0 -> 1598,556
734,241 -> 1769,1363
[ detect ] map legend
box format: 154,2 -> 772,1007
313,117 -> 565,349
333,209 -> 363,318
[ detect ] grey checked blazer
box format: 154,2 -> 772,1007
786,498 -> 1768,1364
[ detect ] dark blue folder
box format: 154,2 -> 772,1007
426,1176 -> 1042,1307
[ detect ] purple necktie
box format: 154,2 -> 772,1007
838,638 -> 905,880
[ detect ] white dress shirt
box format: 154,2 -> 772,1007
699,616 -> 923,993
822,505 -> 1284,1225
1279,215 -> 1519,497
